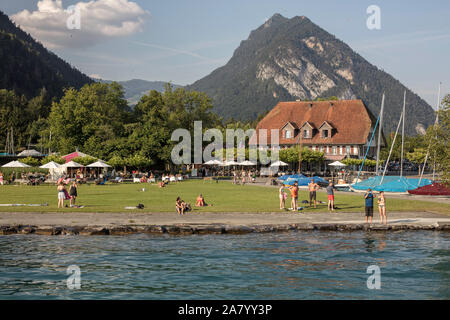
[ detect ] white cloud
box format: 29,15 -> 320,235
89,73 -> 102,79
11,0 -> 150,49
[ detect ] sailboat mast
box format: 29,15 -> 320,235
432,82 -> 441,180
400,91 -> 406,177
419,82 -> 441,184
376,93 -> 385,176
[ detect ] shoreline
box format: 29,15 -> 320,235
1,211 -> 449,235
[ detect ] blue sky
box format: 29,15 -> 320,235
2,0 -> 449,108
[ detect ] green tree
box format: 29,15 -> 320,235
426,94 -> 449,185
47,82 -> 129,157
72,156 -> 97,166
20,156 -> 40,167
41,155 -> 65,165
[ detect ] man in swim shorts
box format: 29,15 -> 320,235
308,179 -> 319,208
326,181 -> 335,212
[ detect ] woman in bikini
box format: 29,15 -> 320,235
57,183 -> 66,208
377,191 -> 387,224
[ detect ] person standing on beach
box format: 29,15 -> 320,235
377,191 -> 387,224
69,181 -> 78,207
308,179 -> 319,208
364,188 -> 375,224
279,185 -> 287,210
326,181 -> 335,212
289,182 -> 299,211
57,183 -> 66,208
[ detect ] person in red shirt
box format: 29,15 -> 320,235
289,182 -> 299,211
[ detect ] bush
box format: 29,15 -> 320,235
41,155 -> 65,165
20,157 -> 40,167
72,156 -> 97,166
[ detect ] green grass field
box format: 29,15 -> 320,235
0,180 -> 449,214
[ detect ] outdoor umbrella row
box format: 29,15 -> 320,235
1,160 -> 112,169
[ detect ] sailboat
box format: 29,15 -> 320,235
351,91 -> 433,193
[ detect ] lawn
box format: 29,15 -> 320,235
0,180 -> 449,214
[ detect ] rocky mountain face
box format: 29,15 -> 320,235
188,13 -> 435,135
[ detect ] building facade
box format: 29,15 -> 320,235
251,99 -> 382,161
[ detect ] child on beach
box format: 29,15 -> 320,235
377,191 -> 387,224
279,185 -> 287,210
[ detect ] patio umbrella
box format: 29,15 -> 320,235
17,149 -> 43,157
238,160 -> 257,166
39,161 -> 61,169
328,161 -> 346,167
61,161 -> 83,168
328,161 -> 346,183
87,161 -> 111,168
221,160 -> 239,166
204,159 -> 223,165
270,160 -> 288,167
2,161 -> 31,168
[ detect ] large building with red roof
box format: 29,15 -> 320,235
251,99 -> 382,161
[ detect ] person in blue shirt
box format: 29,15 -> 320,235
364,188 -> 375,224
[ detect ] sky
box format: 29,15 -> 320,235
1,0 -> 449,108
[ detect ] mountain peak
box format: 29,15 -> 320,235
188,14 -> 435,135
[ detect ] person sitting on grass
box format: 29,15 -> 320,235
195,194 -> 213,207
181,200 -> 191,212
176,197 -> 184,215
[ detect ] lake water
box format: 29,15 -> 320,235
0,231 -> 448,299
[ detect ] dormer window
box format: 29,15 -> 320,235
300,121 -> 314,139
281,122 -> 298,140
319,121 -> 334,139
303,129 -> 310,138
285,130 -> 292,139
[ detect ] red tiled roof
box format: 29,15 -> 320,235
251,100 -> 372,146
61,151 -> 89,163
